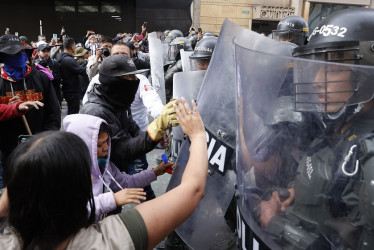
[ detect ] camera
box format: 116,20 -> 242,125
38,60 -> 48,68
101,47 -> 110,57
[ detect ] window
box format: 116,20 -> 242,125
101,3 -> 120,13
55,1 -> 75,12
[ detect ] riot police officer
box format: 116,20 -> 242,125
272,15 -> 309,46
258,8 -> 374,249
164,29 -> 184,44
164,37 -> 193,101
189,36 -> 217,71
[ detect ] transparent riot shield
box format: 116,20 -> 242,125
148,32 -> 166,104
162,42 -> 169,65
235,33 -> 374,249
171,70 -> 206,162
167,19 -> 251,250
180,49 -> 194,72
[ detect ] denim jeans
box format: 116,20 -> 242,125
128,155 -> 155,201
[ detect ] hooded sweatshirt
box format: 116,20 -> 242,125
63,114 -> 157,221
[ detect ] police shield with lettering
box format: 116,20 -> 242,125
166,19 -> 249,249
236,8 -> 374,249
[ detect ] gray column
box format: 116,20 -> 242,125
192,0 -> 201,28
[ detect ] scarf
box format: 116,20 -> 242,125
98,156 -> 108,174
2,53 -> 28,81
98,74 -> 140,110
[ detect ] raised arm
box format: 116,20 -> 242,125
135,98 -> 208,249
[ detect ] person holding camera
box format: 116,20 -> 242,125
84,31 -> 99,57
86,36 -> 113,81
58,37 -> 88,114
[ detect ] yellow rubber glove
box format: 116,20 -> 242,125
147,99 -> 179,141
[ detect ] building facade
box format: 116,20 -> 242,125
0,0 -> 192,43
193,0 -> 374,35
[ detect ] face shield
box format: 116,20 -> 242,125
190,57 -> 211,71
293,44 -> 374,114
167,43 -> 184,62
273,29 -> 307,46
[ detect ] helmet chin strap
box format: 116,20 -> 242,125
323,103 -> 363,134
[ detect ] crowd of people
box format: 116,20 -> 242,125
1,6 -> 374,250
0,19 -> 217,249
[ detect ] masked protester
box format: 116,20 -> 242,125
0,34 -> 61,188
80,54 -> 179,174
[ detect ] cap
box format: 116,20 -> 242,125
36,41 -> 47,47
73,47 -> 88,57
19,36 -> 28,42
37,43 -> 51,52
99,54 -> 149,77
0,34 -> 33,55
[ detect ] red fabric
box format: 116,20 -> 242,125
0,102 -> 25,121
135,35 -> 144,41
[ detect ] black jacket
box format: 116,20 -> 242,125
80,84 -> 158,172
0,67 -> 61,159
58,52 -> 87,94
35,58 -> 62,101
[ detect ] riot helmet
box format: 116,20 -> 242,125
168,29 -> 183,39
164,35 -> 174,45
272,15 -> 309,46
167,37 -> 192,62
292,8 -> 374,117
164,29 -> 170,37
189,37 -> 218,71
202,32 -> 216,39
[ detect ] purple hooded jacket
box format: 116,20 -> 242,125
63,114 -> 156,221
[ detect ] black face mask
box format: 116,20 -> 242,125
98,74 -> 140,110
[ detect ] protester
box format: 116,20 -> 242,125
80,54 -> 179,174
0,101 -> 44,121
0,98 -> 207,250
64,114 -> 173,220
34,43 -> 62,105
86,36 -> 113,81
58,37 -> 88,114
126,41 -> 150,71
0,34 -> 61,190
50,38 -> 62,60
73,47 -> 89,66
84,33 -> 99,57
82,42 -> 163,199
18,36 -> 30,47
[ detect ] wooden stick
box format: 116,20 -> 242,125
21,115 -> 32,135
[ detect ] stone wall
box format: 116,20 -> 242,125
199,0 -> 292,34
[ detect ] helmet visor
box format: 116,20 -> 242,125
190,57 -> 211,71
294,57 -> 374,113
167,43 -> 184,62
273,29 -> 307,46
